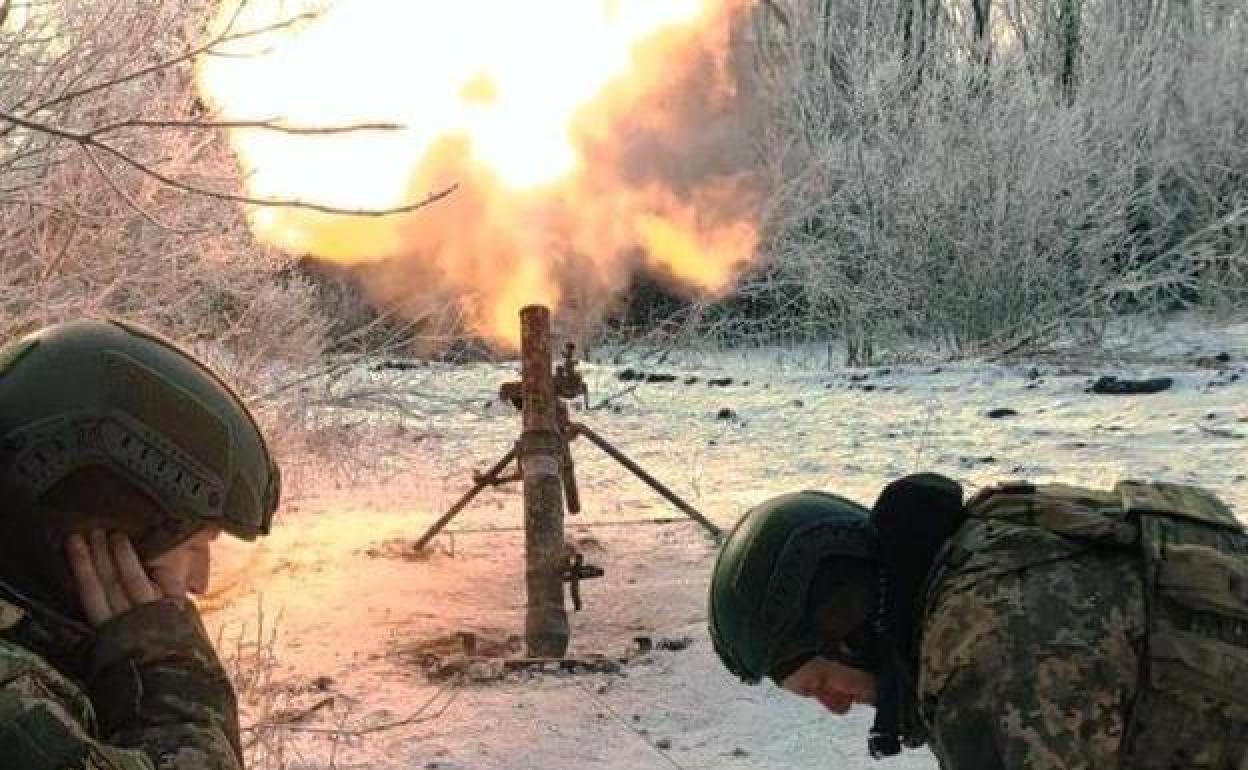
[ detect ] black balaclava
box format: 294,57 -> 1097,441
866,473 -> 966,758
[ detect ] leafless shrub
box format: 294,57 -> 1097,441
0,1 -> 450,493
742,0 -> 1248,362
214,596 -> 294,769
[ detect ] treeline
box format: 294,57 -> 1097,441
1,1 -> 1244,377
702,0 -> 1248,361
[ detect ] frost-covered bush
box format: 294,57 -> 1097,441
745,0 -> 1248,360
0,2 -> 411,485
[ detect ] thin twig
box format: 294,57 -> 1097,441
129,150 -> 455,215
0,107 -> 457,216
80,144 -> 203,233
29,7 -> 319,114
264,685 -> 461,738
590,382 -> 641,411
86,118 -> 405,138
93,133 -> 457,216
246,696 -> 336,734
252,320 -> 423,402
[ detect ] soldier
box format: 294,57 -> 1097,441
709,472 -> 1248,769
0,319 -> 281,769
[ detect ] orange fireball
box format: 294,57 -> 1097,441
198,0 -> 759,348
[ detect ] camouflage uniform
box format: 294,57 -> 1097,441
710,477 -> 1248,768
0,592 -> 242,770
918,481 -> 1248,770
0,319 -> 281,770
920,510 -> 1146,769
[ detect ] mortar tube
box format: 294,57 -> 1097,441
519,305 -> 570,657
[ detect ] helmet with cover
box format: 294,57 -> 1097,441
708,490 -> 877,684
0,319 -> 280,564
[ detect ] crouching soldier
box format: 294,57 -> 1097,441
708,472 -> 1248,769
0,319 -> 281,769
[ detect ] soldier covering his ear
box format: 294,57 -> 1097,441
0,319 -> 281,770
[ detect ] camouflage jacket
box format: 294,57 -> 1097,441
0,595 -> 243,770
917,511 -> 1147,769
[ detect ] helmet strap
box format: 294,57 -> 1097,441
868,568 -> 902,758
867,609 -> 927,758
865,545 -> 934,758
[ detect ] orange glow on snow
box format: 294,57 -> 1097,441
198,0 -> 757,348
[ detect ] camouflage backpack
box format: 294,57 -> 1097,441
963,480 -> 1248,769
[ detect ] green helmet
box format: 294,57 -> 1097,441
0,319 -> 280,555
708,490 -> 876,684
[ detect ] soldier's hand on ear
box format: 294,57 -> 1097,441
66,530 -> 162,627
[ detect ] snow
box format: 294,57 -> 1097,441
203,317 -> 1247,770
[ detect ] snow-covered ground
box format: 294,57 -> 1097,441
204,318 -> 1247,770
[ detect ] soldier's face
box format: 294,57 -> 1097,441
144,526 -> 221,598
779,657 -> 876,714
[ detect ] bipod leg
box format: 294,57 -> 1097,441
561,430 -> 581,515
571,423 -> 723,541
412,445 -> 518,552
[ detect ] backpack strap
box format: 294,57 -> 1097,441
967,480 -> 1137,548
1117,480 -> 1243,532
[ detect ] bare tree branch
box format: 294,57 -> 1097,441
1,109 -> 456,217
759,0 -> 791,32
28,7 -> 319,116
80,143 -> 202,233
268,686 -> 460,738
86,118 -> 405,138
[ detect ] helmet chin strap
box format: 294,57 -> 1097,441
869,682 -> 903,757
866,572 -> 926,759
868,567 -> 901,758
868,644 -> 909,758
